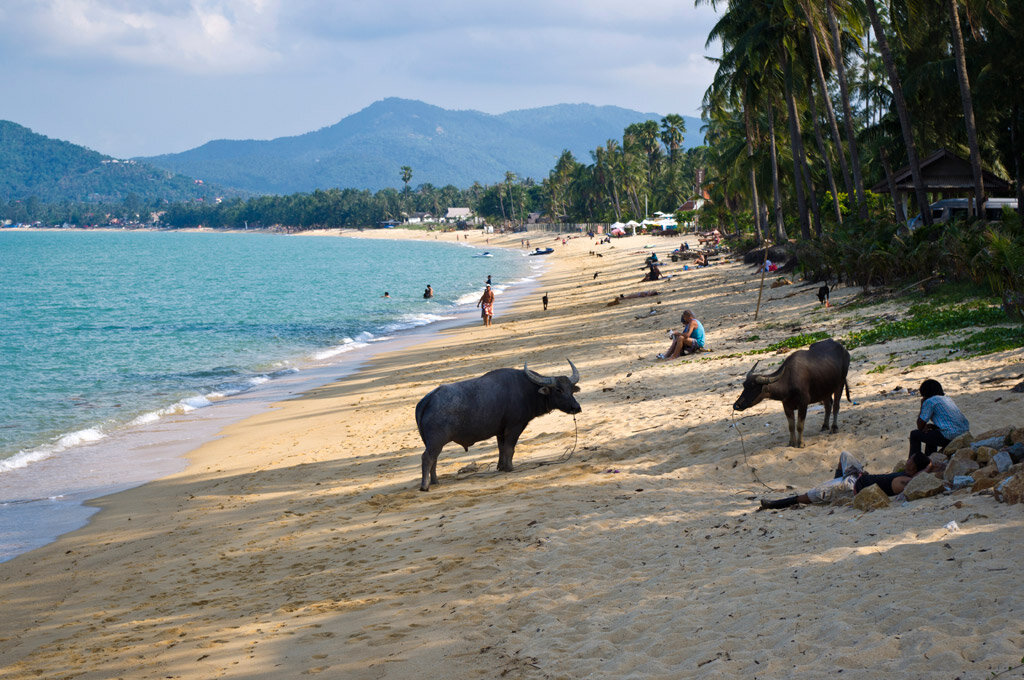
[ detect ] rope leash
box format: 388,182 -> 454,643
730,409 -> 778,493
457,413 -> 580,478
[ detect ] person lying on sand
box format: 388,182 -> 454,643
760,448 -> 946,510
657,310 -> 704,359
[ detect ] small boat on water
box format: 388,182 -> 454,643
528,247 -> 555,256
474,251 -> 494,258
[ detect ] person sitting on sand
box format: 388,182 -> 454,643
657,310 -> 704,359
694,251 -> 709,267
760,447 -> 946,509
912,378 -> 969,457
641,263 -> 662,282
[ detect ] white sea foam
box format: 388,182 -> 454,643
0,427 -> 106,473
312,336 -> 372,361
381,313 -> 456,334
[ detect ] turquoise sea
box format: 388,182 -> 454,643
0,230 -> 539,561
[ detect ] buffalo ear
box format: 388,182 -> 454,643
538,386 -> 552,395
572,385 -> 581,393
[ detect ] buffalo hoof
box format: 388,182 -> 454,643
830,426 -> 839,434
419,486 -> 429,492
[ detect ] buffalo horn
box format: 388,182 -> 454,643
524,363 -> 556,386
746,360 -> 762,378
567,359 -> 580,385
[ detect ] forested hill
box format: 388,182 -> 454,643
0,120 -> 225,203
141,98 -> 701,194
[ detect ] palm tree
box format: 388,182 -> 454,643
945,0 -> 994,215
863,0 -> 933,226
660,114 -> 687,163
826,0 -> 870,221
400,166 -> 413,191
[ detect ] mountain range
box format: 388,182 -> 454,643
140,98 -> 702,194
0,120 -> 226,204
1,99 -> 701,202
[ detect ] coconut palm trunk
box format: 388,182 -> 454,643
782,50 -> 813,240
946,0 -> 985,215
807,24 -> 853,212
879,146 -> 907,224
827,0 -> 869,221
807,81 -> 843,224
864,0 -> 932,226
743,103 -> 765,242
767,101 -> 787,243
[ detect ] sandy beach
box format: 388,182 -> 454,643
1,227 -> 1022,679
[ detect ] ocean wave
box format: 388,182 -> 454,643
0,427 -> 106,473
312,338 -> 370,361
380,312 -> 456,334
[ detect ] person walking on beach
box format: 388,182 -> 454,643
542,292 -> 549,310
477,284 -> 495,327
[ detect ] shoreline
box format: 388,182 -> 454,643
2,229 -> 1022,679
0,228 -> 546,563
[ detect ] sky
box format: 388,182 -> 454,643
0,1 -> 721,159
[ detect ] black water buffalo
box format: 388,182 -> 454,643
733,338 -> 851,447
415,361 -> 581,491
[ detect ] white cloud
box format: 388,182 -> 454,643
0,0 -> 721,155
12,0 -> 283,73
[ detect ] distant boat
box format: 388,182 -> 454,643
474,251 -> 494,258
528,247 -> 554,256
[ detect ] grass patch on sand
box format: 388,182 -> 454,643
749,331 -> 831,354
844,304 -> 1009,349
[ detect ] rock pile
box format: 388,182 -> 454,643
850,426 -> 1024,509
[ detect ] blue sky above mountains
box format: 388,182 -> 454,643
0,0 -> 719,158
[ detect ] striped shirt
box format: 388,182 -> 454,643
919,395 -> 970,440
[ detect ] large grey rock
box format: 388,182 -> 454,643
946,432 -> 974,452
853,484 -> 891,510
993,451 -> 1014,473
945,456 -> 980,482
904,473 -> 945,501
972,435 -> 1008,451
1006,442 -> 1024,464
975,446 -> 998,465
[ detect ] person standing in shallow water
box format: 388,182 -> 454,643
477,284 -> 495,327
423,285 -> 433,299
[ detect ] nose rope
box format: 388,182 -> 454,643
455,413 -> 580,482
730,409 -> 778,493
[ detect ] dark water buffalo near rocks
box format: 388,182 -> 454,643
415,361 -> 582,491
733,338 -> 851,447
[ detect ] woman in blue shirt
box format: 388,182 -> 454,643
658,310 -> 705,359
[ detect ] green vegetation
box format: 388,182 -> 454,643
845,304 -> 1009,349
867,364 -> 890,374
0,120 -> 224,208
750,331 -> 831,354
